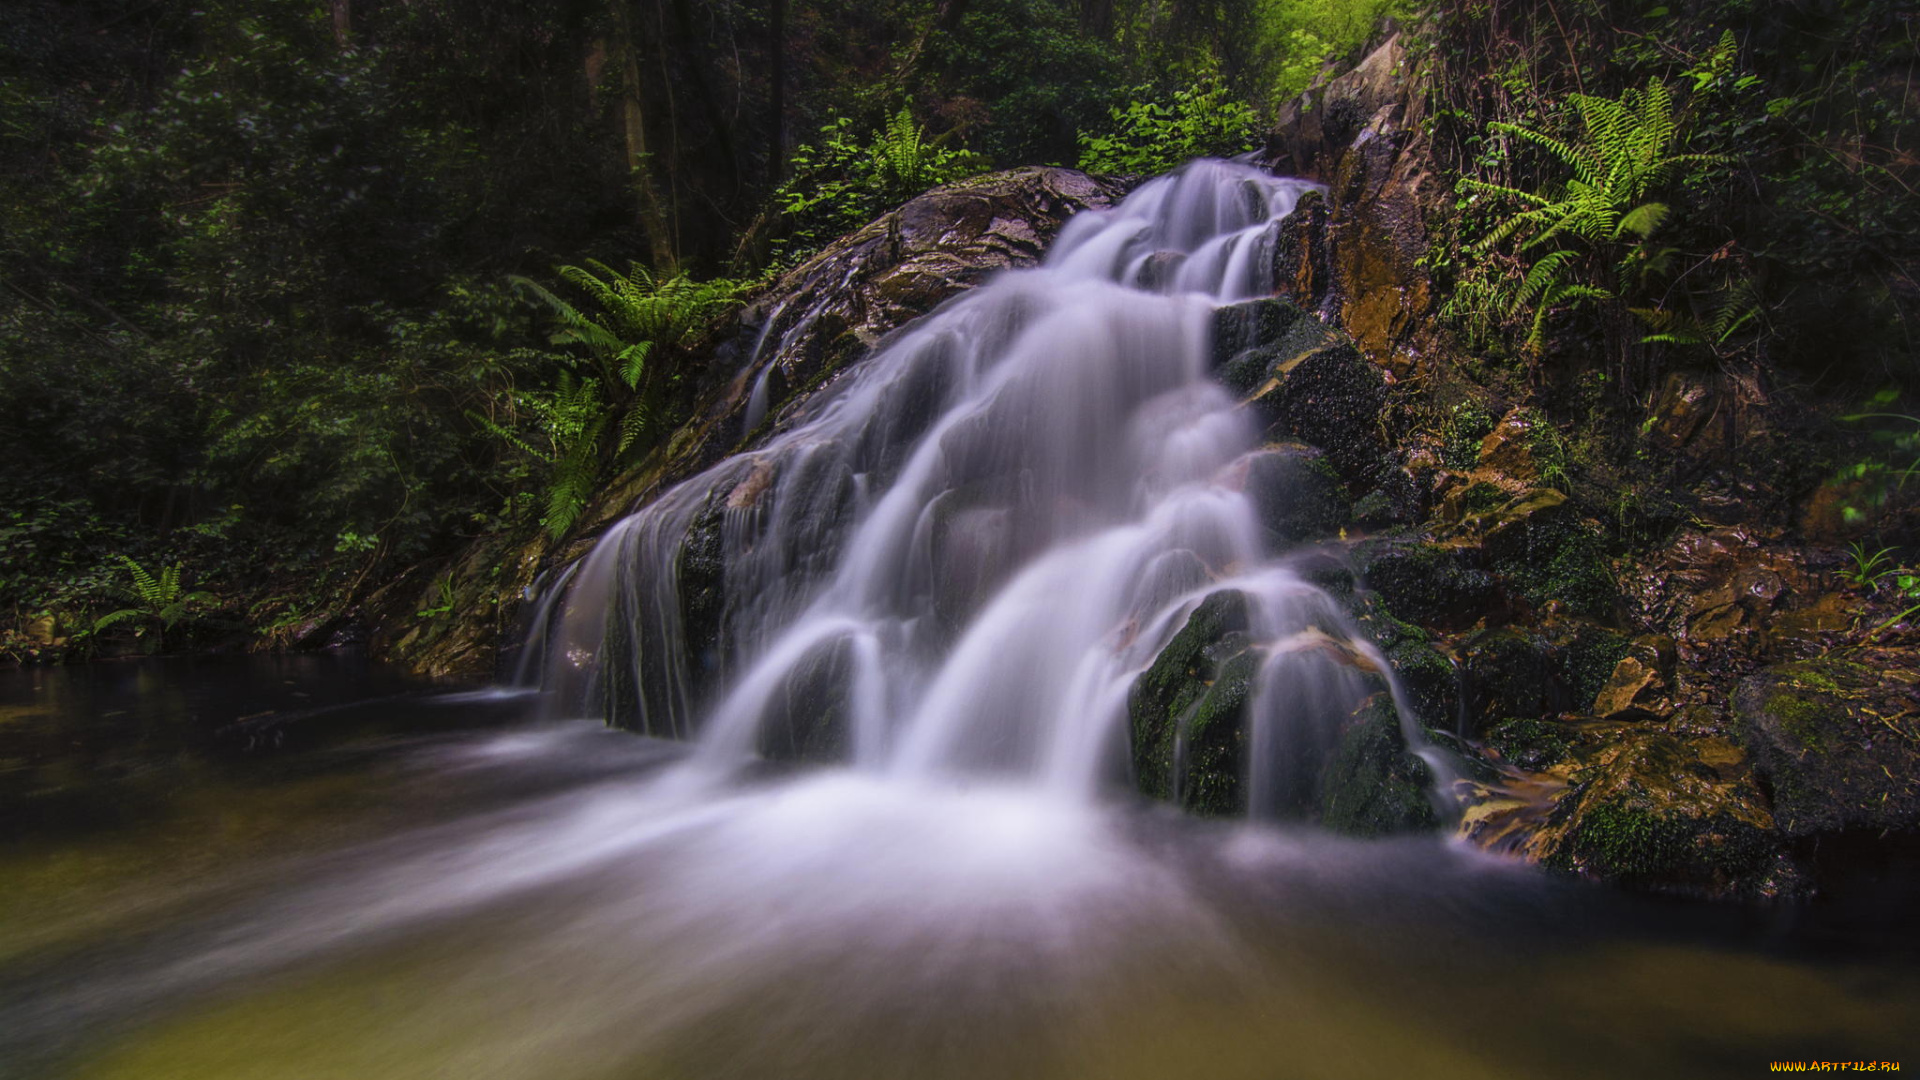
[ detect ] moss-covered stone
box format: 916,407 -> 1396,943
1129,590 -> 1254,815
1237,444 -> 1352,545
1319,695 -> 1440,837
1459,626 -> 1554,733
1733,653 -> 1920,838
1354,539 -> 1498,630
1210,297 -> 1307,370
1552,622 -> 1634,714
1473,489 -> 1617,621
1539,731 -> 1785,897
1259,339 -> 1389,488
1484,717 -> 1575,771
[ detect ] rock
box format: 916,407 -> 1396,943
1468,489 -> 1618,621
1592,656 -> 1662,718
1319,694 -> 1439,837
1259,339 -> 1389,488
1484,717 -> 1577,772
1734,652 -> 1920,838
1225,443 -> 1351,545
1354,540 -> 1498,631
1460,626 -> 1555,731
1210,296 -> 1307,369
1538,729 -> 1787,898
1129,591 -> 1255,816
1645,371 -> 1716,451
1476,407 -> 1541,483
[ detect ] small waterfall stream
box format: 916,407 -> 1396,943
536,159 -> 1451,814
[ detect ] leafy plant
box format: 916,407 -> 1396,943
1842,542 -> 1900,589
1077,78 -> 1260,176
92,556 -> 216,649
416,574 -> 458,619
1453,76 -> 1736,352
775,108 -> 988,266
506,264 -> 745,539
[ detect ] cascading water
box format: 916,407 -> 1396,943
9,161 -> 1914,1080
539,158 -> 1453,815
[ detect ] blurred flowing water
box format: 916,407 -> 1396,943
3,164 -> 1917,1078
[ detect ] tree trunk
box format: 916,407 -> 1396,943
613,2 -> 678,271
330,0 -> 351,47
768,0 -> 786,187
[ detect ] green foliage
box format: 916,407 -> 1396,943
1256,0 -> 1409,102
1077,78 -> 1261,176
507,264 -> 745,539
775,109 -> 988,267
1842,542 -> 1900,590
1455,76 -> 1738,352
92,555 -> 216,648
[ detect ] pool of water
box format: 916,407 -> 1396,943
1,657 -> 1915,1079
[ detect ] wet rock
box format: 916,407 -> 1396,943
1734,652 -> 1920,838
1353,540 -> 1498,631
1469,488 -> 1618,621
1259,339 -> 1389,487
1345,592 -> 1459,727
1129,590 -> 1255,816
1210,297 -> 1306,369
1319,694 -> 1439,837
1484,717 -> 1577,772
1270,189 -> 1334,317
1582,630 -> 1674,714
1133,250 -> 1186,290
756,637 -> 856,763
1538,730 -> 1786,898
1460,626 -> 1555,732
1476,408 -> 1541,484
1226,443 -> 1351,545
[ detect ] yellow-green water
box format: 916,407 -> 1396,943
3,660 -> 1915,1080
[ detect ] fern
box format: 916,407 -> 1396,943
93,555 -> 216,649
1456,76 -> 1736,354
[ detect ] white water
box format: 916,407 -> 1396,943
536,159 -> 1450,814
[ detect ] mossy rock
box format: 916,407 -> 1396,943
754,635 -> 857,764
1484,717 -> 1576,771
1539,731 -> 1786,897
1549,621 -> 1634,714
1459,626 -> 1555,734
1353,539 -> 1498,631
1733,653 -> 1920,838
1210,296 -> 1308,370
1238,444 -> 1352,546
1258,339 -> 1389,488
1319,695 -> 1440,837
1129,590 -> 1254,816
1473,489 -> 1617,621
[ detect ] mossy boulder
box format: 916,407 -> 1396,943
1344,591 -> 1459,727
1259,339 -> 1390,488
1484,717 -> 1577,772
1459,626 -> 1555,733
1230,444 -> 1352,546
1210,296 -> 1308,370
1469,489 -> 1618,621
1129,590 -> 1255,815
1734,652 -> 1920,838
1319,694 -> 1440,837
1353,539 -> 1498,631
1539,730 -> 1786,897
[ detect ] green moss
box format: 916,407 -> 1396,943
1441,402 -> 1496,469
1557,624 -> 1631,712
1320,697 -> 1439,837
1458,481 -> 1507,515
1355,540 -> 1498,628
1554,801 -> 1694,879
1129,591 -> 1252,812
1485,717 -> 1573,771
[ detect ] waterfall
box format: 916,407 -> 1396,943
536,159 -> 1450,816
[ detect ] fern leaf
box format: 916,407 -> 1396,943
1613,201 -> 1669,240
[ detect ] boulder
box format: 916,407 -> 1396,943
1734,651 -> 1920,838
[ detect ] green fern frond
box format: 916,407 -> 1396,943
1613,201 -> 1670,240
